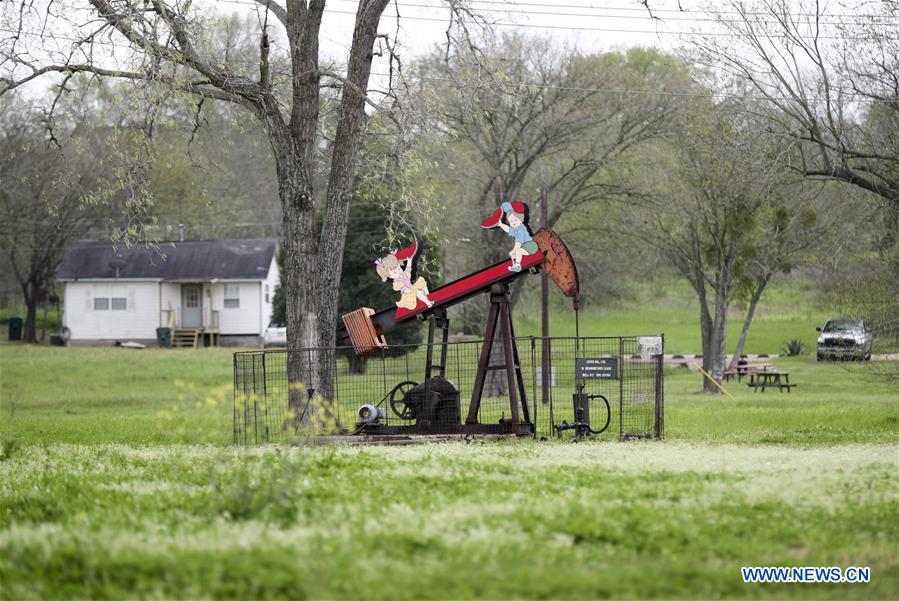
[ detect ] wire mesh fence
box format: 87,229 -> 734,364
233,335 -> 663,444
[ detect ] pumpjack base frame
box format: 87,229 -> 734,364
307,433 -> 520,446
354,423 -> 536,436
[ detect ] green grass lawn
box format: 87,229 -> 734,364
1,442 -> 896,600
1,346 -> 235,445
2,346 -> 896,446
1,344 -> 897,599
664,357 -> 899,444
515,277 -> 887,355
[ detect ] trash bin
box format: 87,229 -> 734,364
7,317 -> 23,341
156,327 -> 173,348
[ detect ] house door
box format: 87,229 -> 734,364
181,284 -> 203,328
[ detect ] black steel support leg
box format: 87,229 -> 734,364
506,306 -> 530,424
425,307 -> 449,381
466,301 -> 500,424
499,301 -> 521,432
424,311 -> 437,378
438,314 -> 450,378
466,283 -> 530,431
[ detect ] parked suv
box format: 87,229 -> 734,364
816,318 -> 873,361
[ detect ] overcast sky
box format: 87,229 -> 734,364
199,0 -> 740,100
228,0 -> 720,72
1,0 -> 886,100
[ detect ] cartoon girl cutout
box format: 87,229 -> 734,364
481,201 -> 538,272
375,242 -> 435,310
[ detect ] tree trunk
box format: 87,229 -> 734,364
701,312 -> 726,393
698,314 -> 717,393
691,256 -> 719,393
278,0 -> 390,428
701,280 -> 730,393
310,0 -> 389,404
280,159 -> 323,427
347,352 -> 368,374
21,278 -> 38,344
24,295 -> 38,344
728,276 -> 769,369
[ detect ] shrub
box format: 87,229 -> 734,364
783,339 -> 804,356
0,437 -> 19,461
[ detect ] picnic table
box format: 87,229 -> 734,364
723,362 -> 774,383
747,370 -> 796,392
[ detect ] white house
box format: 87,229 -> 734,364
57,238 -> 279,346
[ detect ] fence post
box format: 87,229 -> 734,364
530,337 -> 537,438
618,337 -> 625,440
655,333 -> 665,438
252,354 -> 260,445
262,353 -> 270,443
232,353 -> 239,445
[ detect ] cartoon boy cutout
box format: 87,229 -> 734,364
481,201 -> 538,272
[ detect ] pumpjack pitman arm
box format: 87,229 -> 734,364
339,227 -> 579,355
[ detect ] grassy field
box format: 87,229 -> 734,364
1,343 -> 897,599
2,346 -> 896,446
1,442 -> 896,599
515,277 -> 898,355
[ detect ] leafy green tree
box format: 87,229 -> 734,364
643,103 -> 802,392
725,189 -> 841,368
272,193 -> 429,372
412,36 -> 694,330
145,137 -> 257,240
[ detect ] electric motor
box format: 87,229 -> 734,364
356,404 -> 385,426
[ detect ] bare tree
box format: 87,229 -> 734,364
690,0 -> 899,245
0,103 -> 97,342
414,36 -> 690,334
727,184 -> 837,367
647,103 -> 795,392
0,0 -> 462,404
687,0 -> 899,356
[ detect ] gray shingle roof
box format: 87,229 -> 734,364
57,239 -> 278,281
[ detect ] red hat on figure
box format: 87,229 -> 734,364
507,201 -> 527,215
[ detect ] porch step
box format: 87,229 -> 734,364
172,328 -> 200,348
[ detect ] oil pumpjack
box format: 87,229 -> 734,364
339,227 -> 579,436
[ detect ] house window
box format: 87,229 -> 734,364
93,297 -> 109,311
185,287 -> 200,309
264,284 -> 270,303
224,285 -> 240,309
111,297 -> 127,310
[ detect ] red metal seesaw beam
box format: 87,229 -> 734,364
337,252 -> 545,347
338,227 -> 579,352
395,252 -> 545,321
